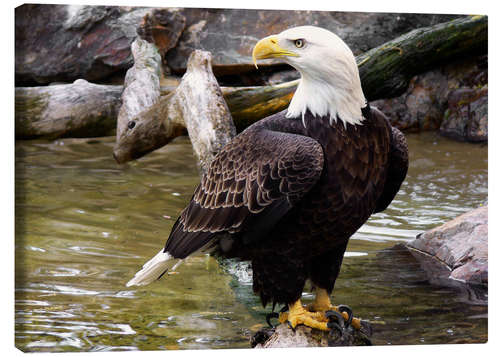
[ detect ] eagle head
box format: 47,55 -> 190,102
252,26 -> 366,126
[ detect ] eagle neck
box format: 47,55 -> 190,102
286,67 -> 367,128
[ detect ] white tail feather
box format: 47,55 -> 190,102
126,249 -> 180,287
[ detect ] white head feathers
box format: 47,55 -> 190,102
268,26 -> 367,126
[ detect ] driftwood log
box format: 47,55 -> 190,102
15,15 -> 486,141
167,50 -> 236,174
15,79 -> 296,140
251,323 -> 372,348
15,81 -> 122,139
113,47 -> 236,172
116,38 -> 162,135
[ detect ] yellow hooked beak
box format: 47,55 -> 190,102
252,36 -> 298,69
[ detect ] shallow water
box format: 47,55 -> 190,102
15,132 -> 487,352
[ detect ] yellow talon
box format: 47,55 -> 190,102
306,288 -> 362,330
278,289 -> 364,332
279,300 -> 330,331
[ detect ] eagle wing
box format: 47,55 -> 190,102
164,127 -> 324,258
373,108 -> 409,213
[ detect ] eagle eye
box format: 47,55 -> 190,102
294,39 -> 305,48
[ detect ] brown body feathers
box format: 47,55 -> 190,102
164,106 -> 408,306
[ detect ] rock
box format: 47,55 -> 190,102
440,86 -> 488,142
371,69 -> 449,131
136,8 -> 186,73
166,9 -> 459,75
15,4 -> 184,85
252,323 -> 372,348
371,55 -> 488,140
406,205 -> 488,289
15,5 -> 461,85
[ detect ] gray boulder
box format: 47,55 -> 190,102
371,55 -> 488,142
440,86 -> 488,142
406,205 -> 488,288
15,4 -> 185,85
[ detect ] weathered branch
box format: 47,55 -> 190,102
15,81 -> 122,139
357,15 -> 487,100
252,323 -> 372,348
116,38 -> 162,132
221,80 -> 298,131
15,80 -> 295,140
113,50 -> 236,172
167,50 -> 236,173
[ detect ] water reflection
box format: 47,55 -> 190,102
15,133 -> 487,351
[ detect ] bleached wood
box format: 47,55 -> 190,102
113,50 -> 236,174
15,80 -> 122,138
167,50 -> 236,174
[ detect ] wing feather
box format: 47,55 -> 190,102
163,127 -> 324,258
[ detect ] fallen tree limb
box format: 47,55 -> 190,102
15,81 -> 122,139
15,80 -> 295,139
15,15 -> 486,140
116,38 -> 162,137
221,80 -> 298,132
169,50 -> 236,173
113,50 -> 236,171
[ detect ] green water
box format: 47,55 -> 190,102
15,132 -> 487,352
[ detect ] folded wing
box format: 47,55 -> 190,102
164,127 -> 325,258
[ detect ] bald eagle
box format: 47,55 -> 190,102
127,26 -> 408,333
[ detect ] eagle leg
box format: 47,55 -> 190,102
306,288 -> 363,330
278,299 -> 330,331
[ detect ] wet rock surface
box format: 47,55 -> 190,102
406,205 -> 488,290
440,86 -> 488,142
371,55 -> 488,142
136,8 -> 186,73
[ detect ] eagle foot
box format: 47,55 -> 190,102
336,305 -> 353,325
326,309 -> 349,345
266,305 -> 289,328
266,312 -> 280,328
308,302 -> 364,331
279,300 -> 330,331
326,308 -> 373,346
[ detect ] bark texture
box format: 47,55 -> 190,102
113,50 -> 236,174
357,15 -> 487,101
15,80 -> 122,139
